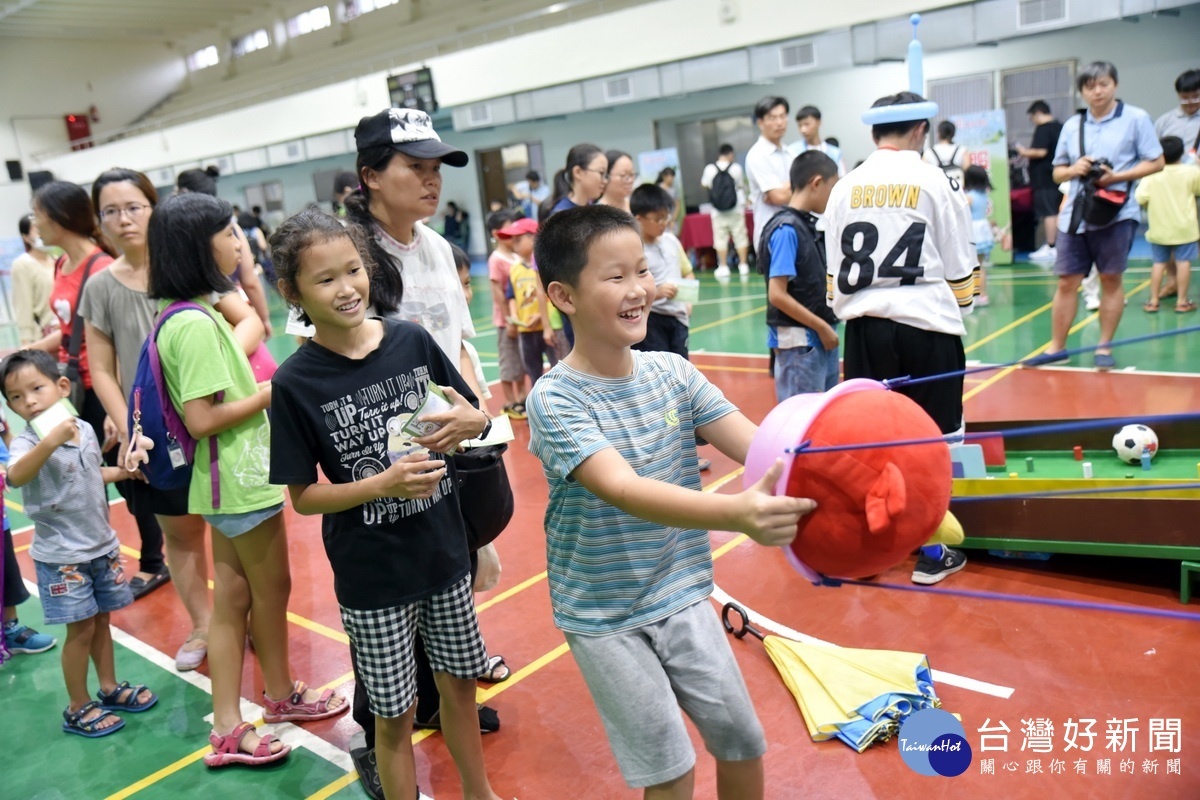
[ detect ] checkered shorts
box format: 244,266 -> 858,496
339,575 -> 489,718
497,327 -> 525,383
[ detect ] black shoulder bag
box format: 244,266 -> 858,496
1070,106 -> 1130,232
453,441 -> 515,552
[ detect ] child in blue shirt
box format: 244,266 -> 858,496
963,165 -> 995,307
527,205 -> 815,798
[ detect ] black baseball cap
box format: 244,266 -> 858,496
354,108 -> 468,167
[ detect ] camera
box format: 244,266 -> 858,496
1086,157 -> 1113,183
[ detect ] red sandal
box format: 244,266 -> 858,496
203,721 -> 291,767
263,680 -> 348,724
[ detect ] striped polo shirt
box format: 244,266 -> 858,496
527,351 -> 736,636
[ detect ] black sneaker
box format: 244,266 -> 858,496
912,547 -> 967,585
349,745 -> 385,800
414,703 -> 500,734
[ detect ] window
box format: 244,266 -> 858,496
343,0 -> 398,20
1002,61 -> 1075,147
927,73 -> 995,134
187,45 -> 219,71
232,29 -> 270,58
287,5 -> 332,37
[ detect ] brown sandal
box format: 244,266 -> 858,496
1176,299 -> 1196,313
1143,301 -> 1160,313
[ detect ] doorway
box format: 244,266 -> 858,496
475,141 -> 545,221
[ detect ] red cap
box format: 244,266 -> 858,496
496,218 -> 539,238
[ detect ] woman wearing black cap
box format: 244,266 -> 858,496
336,108 -> 505,800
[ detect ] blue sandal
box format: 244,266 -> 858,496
96,681 -> 158,712
63,701 -> 125,738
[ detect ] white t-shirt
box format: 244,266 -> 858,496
745,135 -> 793,247
824,148 -> 975,337
286,221 -> 475,364
700,160 -> 746,210
922,142 -> 966,185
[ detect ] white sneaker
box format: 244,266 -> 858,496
1028,244 -> 1055,261
738,263 -> 750,276
1084,294 -> 1101,312
713,265 -> 731,280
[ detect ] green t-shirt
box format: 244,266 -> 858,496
156,299 -> 282,515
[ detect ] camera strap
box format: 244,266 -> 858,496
1071,104 -> 1130,233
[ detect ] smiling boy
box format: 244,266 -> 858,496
526,205 -> 814,800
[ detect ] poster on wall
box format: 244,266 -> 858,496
638,147 -> 684,223
950,110 -> 1012,266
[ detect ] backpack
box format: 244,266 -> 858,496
709,162 -> 739,211
127,301 -> 223,506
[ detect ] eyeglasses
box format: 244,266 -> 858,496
583,168 -> 609,180
643,214 -> 671,226
609,172 -> 639,183
100,203 -> 150,222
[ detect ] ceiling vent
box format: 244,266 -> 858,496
779,41 -> 816,72
1018,0 -> 1068,28
468,103 -> 492,126
603,76 -> 633,103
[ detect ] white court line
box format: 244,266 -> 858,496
21,578 -> 353,772
709,584 -> 1015,700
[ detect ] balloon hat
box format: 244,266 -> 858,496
860,14 -> 939,125
744,381 -> 953,582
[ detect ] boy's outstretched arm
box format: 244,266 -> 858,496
573,447 -> 814,546
695,410 -> 758,466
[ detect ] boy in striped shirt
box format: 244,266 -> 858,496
527,205 -> 814,799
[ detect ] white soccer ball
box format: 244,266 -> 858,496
1112,424 -> 1159,464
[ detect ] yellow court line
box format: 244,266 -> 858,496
15,543 -> 29,553
689,304 -> 766,335
963,279 -> 1150,403
305,773 -> 360,800
964,300 -> 1054,354
695,364 -> 771,374
5,498 -> 23,513
475,570 -> 548,613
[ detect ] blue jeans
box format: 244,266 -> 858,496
774,328 -> 840,402
35,547 -> 132,625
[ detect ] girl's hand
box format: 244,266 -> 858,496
412,386 -> 488,454
257,382 -> 272,409
543,328 -> 556,347
377,452 -> 447,500
102,415 -> 120,452
659,282 -> 678,300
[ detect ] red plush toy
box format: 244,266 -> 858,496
744,380 -> 952,580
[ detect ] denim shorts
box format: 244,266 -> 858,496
774,327 -> 840,402
1054,220 -> 1137,276
203,502 -> 284,539
35,547 -> 132,625
1150,241 -> 1198,263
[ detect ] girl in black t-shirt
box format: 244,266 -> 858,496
268,210 -> 504,800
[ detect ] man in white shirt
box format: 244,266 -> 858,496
746,96 -> 794,254
700,143 -> 749,278
787,105 -> 847,177
824,91 -> 976,585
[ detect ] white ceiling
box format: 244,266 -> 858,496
0,0 -> 263,41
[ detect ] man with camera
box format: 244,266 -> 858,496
1040,62 -> 1163,371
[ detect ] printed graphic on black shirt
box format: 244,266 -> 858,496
317,365 -> 454,526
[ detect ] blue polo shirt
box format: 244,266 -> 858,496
1054,100 -> 1162,232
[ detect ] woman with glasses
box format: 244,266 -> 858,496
597,150 -> 637,213
81,168 -> 267,671
543,143 -> 608,220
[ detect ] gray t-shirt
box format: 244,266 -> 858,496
10,420 -> 118,564
78,268 -> 156,398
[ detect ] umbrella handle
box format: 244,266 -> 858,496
721,603 -> 766,641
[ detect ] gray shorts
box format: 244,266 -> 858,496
564,600 -> 766,788
496,327 -> 524,384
